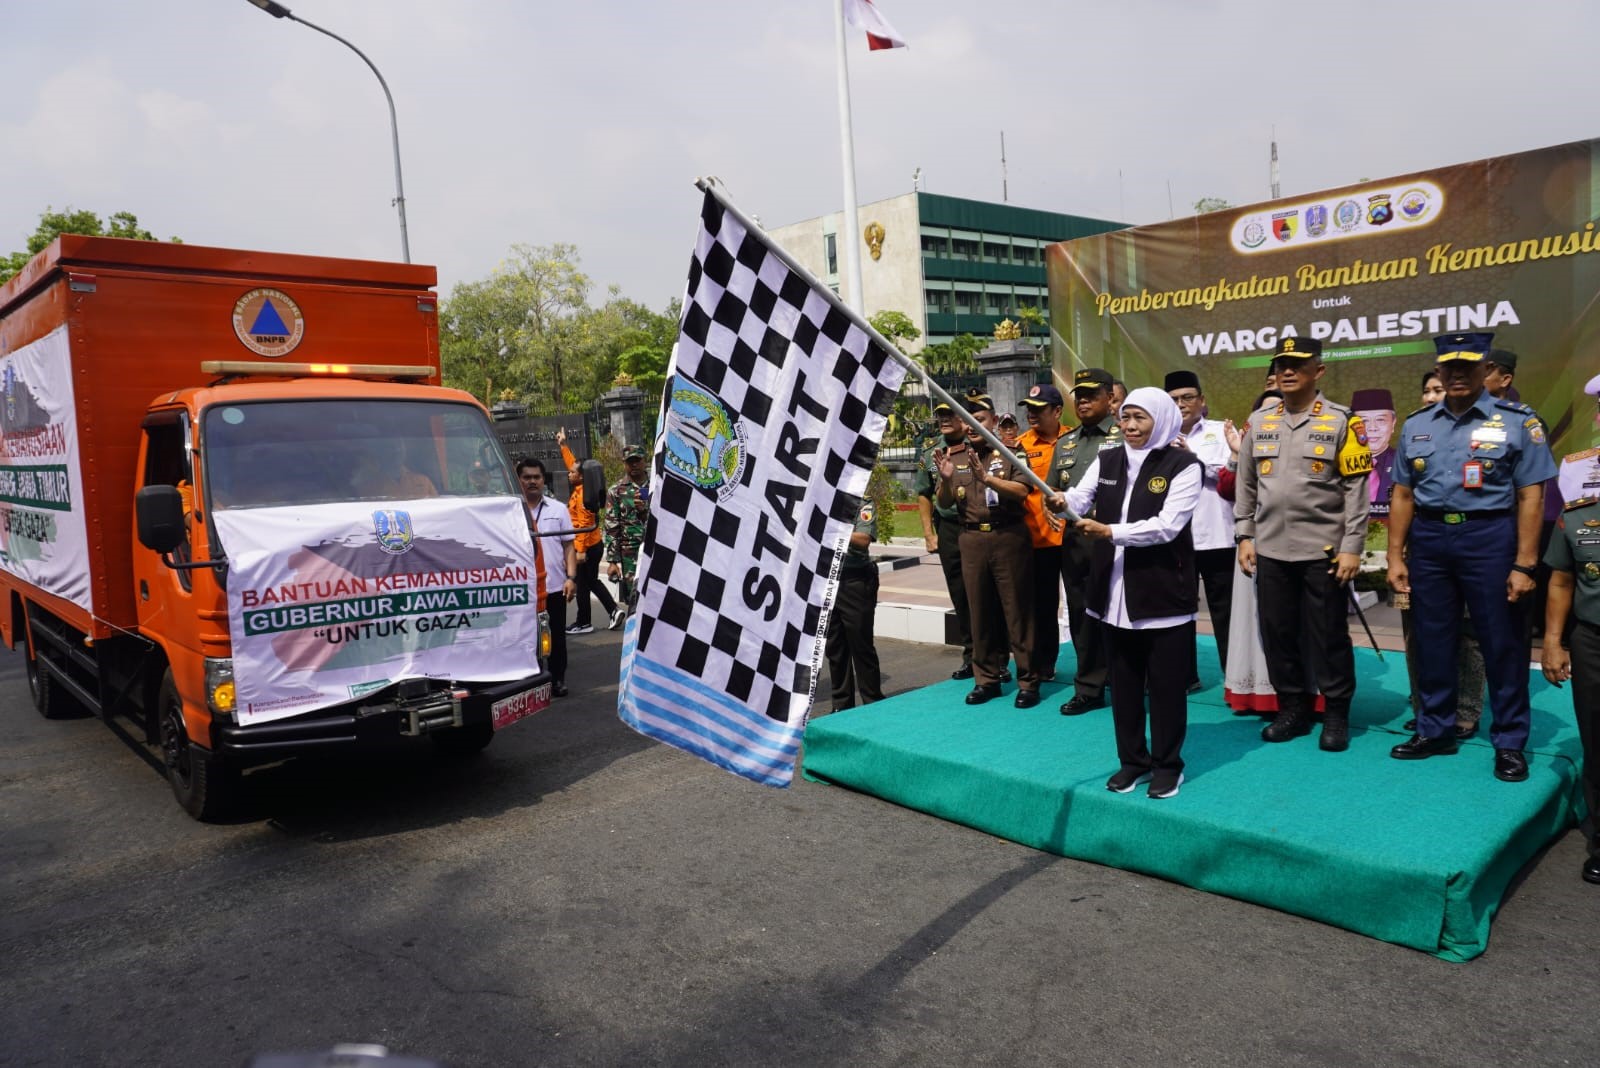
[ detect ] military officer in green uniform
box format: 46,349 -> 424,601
604,443 -> 652,620
825,499 -> 883,711
1541,492 -> 1600,885
1050,367 -> 1124,716
936,391 -> 1039,707
914,400 -> 977,678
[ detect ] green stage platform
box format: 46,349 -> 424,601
802,639 -> 1585,961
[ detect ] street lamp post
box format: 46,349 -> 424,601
244,0 -> 411,262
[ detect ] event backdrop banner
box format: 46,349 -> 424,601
213,497 -> 542,725
1048,138 -> 1600,472
0,325 -> 92,612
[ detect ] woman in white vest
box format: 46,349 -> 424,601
1053,388 -> 1203,799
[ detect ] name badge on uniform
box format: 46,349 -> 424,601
1463,461 -> 1484,490
1471,427 -> 1508,444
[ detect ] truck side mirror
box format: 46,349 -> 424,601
581,459 -> 606,514
136,485 -> 186,554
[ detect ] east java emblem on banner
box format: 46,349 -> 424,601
617,190 -> 905,786
214,496 -> 541,725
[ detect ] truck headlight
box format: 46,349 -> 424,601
205,657 -> 236,716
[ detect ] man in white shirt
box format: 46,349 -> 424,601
519,457 -> 577,697
1167,370 -> 1235,690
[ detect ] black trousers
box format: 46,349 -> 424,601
1190,547 -> 1235,682
936,513 -> 974,667
1060,535 -> 1109,700
1255,555 -> 1355,702
546,592 -> 568,685
1032,544 -> 1062,680
574,544 -> 617,627
1106,621 -> 1193,778
1570,621 -> 1600,860
825,569 -> 882,709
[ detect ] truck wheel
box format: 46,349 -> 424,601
158,671 -> 235,821
24,634 -> 76,720
431,723 -> 494,758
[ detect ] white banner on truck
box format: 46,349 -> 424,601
0,326 -> 92,612
213,496 -> 543,725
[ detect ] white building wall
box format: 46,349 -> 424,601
765,192 -> 927,353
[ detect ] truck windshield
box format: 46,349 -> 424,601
201,399 -> 517,510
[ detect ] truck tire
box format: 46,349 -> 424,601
158,670 -> 236,821
24,629 -> 77,720
431,722 -> 494,758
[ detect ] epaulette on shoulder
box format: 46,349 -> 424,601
1405,403 -> 1433,419
1320,397 -> 1352,413
1565,446 -> 1600,463
1564,496 -> 1599,511
1494,398 -> 1534,415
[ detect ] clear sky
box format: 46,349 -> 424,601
3,1 -> 1596,309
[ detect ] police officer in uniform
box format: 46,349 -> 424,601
936,392 -> 1039,707
1050,368 -> 1124,715
1542,493 -> 1600,885
915,401 -> 977,678
825,499 -> 883,711
1388,332 -> 1557,779
1234,337 -> 1372,752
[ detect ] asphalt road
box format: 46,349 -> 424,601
2,629 -> 1596,1068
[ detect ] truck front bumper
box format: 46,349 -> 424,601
212,674 -> 550,763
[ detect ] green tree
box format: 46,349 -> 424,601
1,207 -> 177,284
613,296 -> 680,428
1193,197 -> 1233,214
440,243 -> 592,412
1013,304 -> 1047,339
868,309 -> 921,354
918,333 -> 983,376
440,245 -> 681,423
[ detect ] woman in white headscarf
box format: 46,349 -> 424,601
1054,387 -> 1204,799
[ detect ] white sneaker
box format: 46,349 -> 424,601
1147,773 -> 1185,800
567,623 -> 594,635
608,607 -> 627,630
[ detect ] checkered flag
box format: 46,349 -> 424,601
617,187 -> 905,786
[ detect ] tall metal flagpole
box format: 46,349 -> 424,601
833,0 -> 866,313
694,177 -> 1065,511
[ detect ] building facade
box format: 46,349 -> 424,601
767,191 -> 1126,350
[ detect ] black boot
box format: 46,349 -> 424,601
1319,699 -> 1350,752
1262,693 -> 1312,743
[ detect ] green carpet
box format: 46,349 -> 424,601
802,638 -> 1585,961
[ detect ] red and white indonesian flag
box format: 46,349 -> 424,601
843,0 -> 907,50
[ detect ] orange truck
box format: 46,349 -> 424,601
0,237 -> 586,819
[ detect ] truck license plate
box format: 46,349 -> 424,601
491,683 -> 553,731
